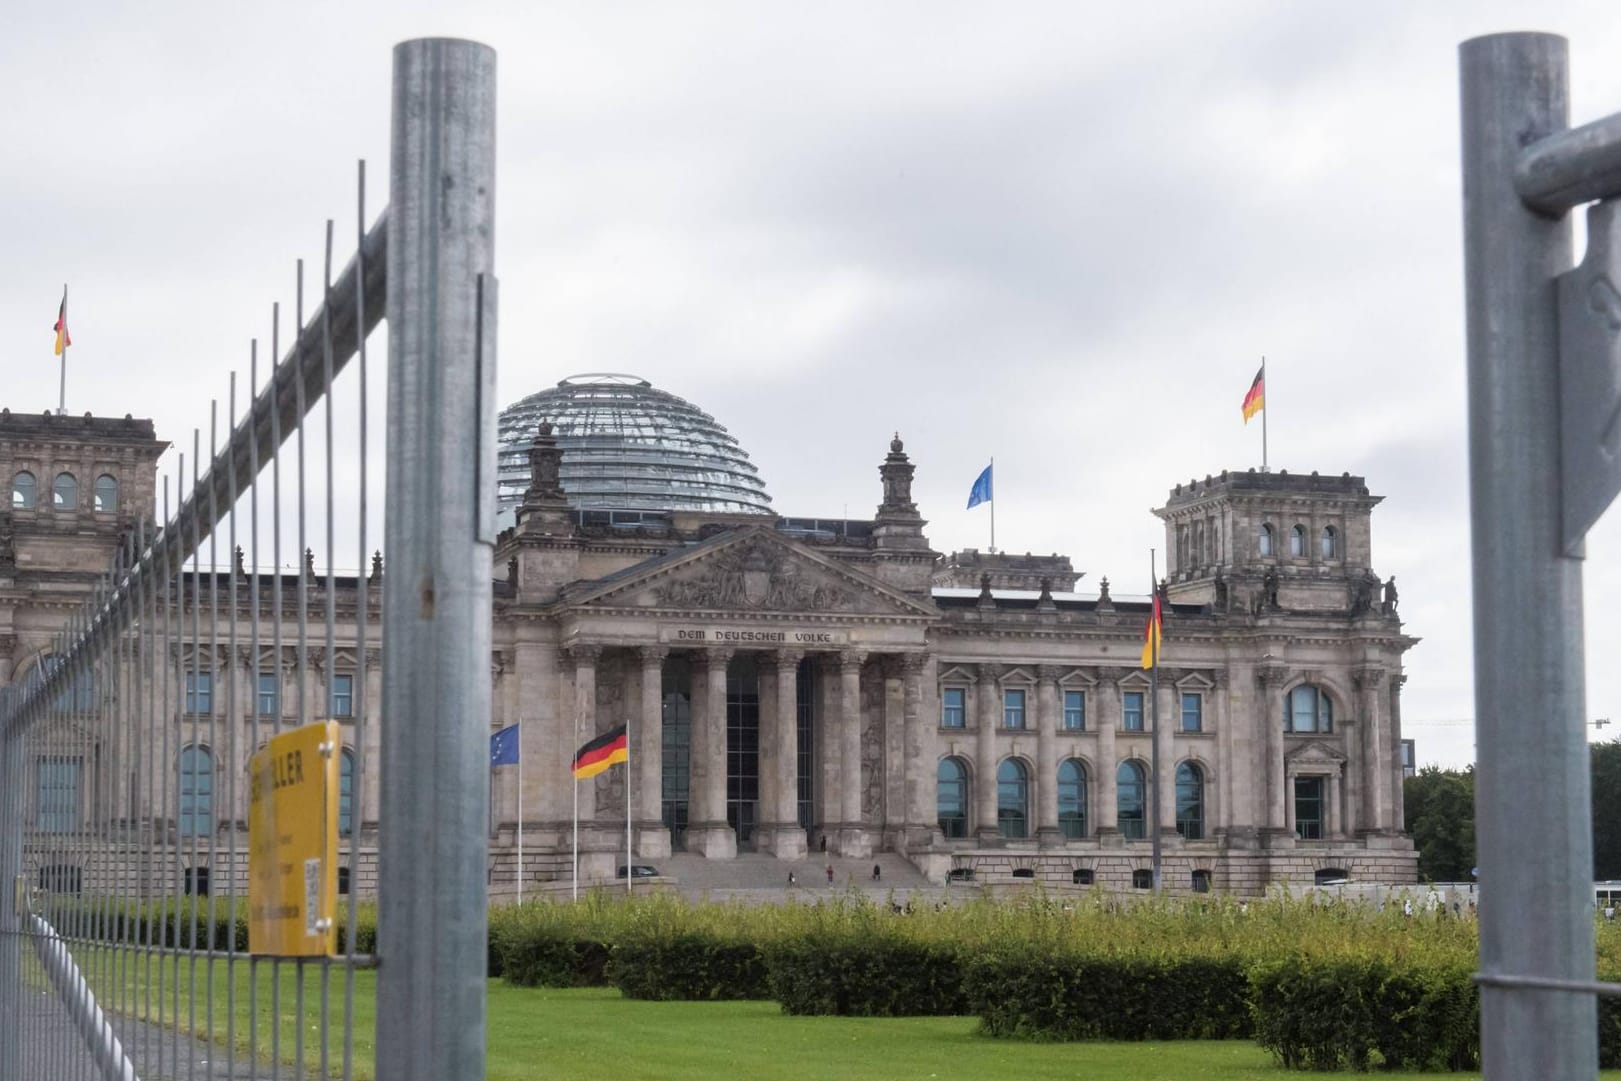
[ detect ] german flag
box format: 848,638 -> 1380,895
572,725 -> 628,780
53,288 -> 71,357
1241,366 -> 1264,424
1140,594 -> 1162,670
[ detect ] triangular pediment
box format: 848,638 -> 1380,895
1285,740 -> 1347,767
560,526 -> 937,619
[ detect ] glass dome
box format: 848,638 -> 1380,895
497,373 -> 774,515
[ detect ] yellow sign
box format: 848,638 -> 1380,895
248,720 -> 339,957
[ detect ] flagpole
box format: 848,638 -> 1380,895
572,711 -> 579,903
57,284 -> 68,416
1260,356 -> 1268,473
989,456 -> 996,553
1149,549 -> 1162,894
517,725 -> 524,906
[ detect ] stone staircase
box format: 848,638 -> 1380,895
658,850 -> 937,903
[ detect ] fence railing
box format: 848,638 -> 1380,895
0,37 -> 496,1081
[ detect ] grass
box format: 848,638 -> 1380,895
62,950 -> 1621,1080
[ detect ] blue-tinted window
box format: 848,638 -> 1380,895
1003,689 -> 1026,729
941,687 -> 965,728
1122,691 -> 1144,732
257,672 -> 279,716
340,749 -> 355,837
937,757 -> 968,839
37,758 -> 80,832
997,759 -> 1029,839
1176,762 -> 1204,840
1285,685 -> 1333,733
329,674 -> 354,718
178,746 -> 214,837
185,671 -> 213,715
1063,690 -> 1086,731
12,471 -> 36,509
1117,761 -> 1146,840
1058,759 -> 1087,839
1181,693 -> 1202,733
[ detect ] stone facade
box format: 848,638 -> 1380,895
6,415 -> 1417,898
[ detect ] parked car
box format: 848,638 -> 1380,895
616,864 -> 660,879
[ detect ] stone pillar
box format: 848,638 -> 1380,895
834,651 -> 871,857
1326,769 -> 1342,838
688,648 -> 736,858
881,656 -> 907,850
635,647 -> 670,859
1035,666 -> 1061,845
1389,674 -> 1407,831
363,651 -> 385,829
974,664 -> 1000,843
1095,669 -> 1120,840
1155,679 -> 1178,841
1355,667 -> 1389,834
1259,667 -> 1289,843
900,654 -> 933,849
570,644 -> 600,824
756,649 -> 806,859
1284,766 -> 1297,836
1210,671 -> 1231,838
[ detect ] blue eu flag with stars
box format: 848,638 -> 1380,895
490,724 -> 520,767
966,464 -> 993,509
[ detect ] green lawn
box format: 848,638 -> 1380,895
67,950 -> 1619,1080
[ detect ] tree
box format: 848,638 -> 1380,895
1593,739 -> 1621,880
1403,766 -> 1475,882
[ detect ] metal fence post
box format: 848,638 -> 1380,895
1460,32 -> 1598,1079
0,720 -> 20,1081
376,37 -> 498,1081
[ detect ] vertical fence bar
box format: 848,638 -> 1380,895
0,705 -> 21,1081
1459,32 -> 1599,1079
376,36 -> 497,1081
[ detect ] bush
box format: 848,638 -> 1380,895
490,903 -> 611,987
767,935 -> 965,1016
1248,956 -> 1479,1071
610,933 -> 770,1000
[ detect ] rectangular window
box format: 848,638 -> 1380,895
37,758 -> 81,832
1003,688 -> 1026,729
1122,691 -> 1144,732
1180,693 -> 1203,733
185,671 -> 212,715
1295,776 -> 1325,841
1063,690 -> 1086,731
941,687 -> 965,728
257,672 -> 279,716
329,674 -> 354,719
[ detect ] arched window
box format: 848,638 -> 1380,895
1285,684 -> 1334,733
339,749 -> 356,837
1320,525 -> 1338,559
178,746 -> 214,837
12,471 -> 36,509
27,654 -> 95,713
1058,759 -> 1088,839
94,474 -> 118,513
1176,762 -> 1205,840
937,757 -> 969,839
53,472 -> 77,511
1117,761 -> 1146,840
1132,868 -> 1154,889
997,758 -> 1029,839
1191,869 -> 1212,893
1289,524 -> 1306,558
1258,523 -> 1274,557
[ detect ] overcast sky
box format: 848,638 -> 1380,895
6,1 -> 1621,768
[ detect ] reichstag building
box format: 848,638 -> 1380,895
5,373 -> 1418,895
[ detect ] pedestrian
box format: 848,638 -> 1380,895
787,871 -> 796,888
1402,898 -> 1413,918
872,863 -> 881,882
825,863 -> 834,885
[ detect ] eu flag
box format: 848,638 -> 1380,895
490,724 -> 520,767
966,464 -> 993,509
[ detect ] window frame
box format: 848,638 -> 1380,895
1062,689 -> 1086,731
1258,523 -> 1274,557
1175,761 -> 1205,840
1289,524 -> 1306,558
257,671 -> 280,717
1116,760 -> 1146,840
93,473 -> 118,513
36,757 -> 82,833
996,758 -> 1029,839
1320,525 -> 1338,559
1180,692 -> 1202,733
12,470 -> 36,509
1285,684 -> 1333,734
936,756 -> 969,839
1122,691 -> 1145,732
940,686 -> 966,729
53,471 -> 77,511
184,670 -> 214,715
178,745 -> 215,838
1294,775 -> 1325,840
339,748 -> 356,837
1057,758 -> 1087,840
329,673 -> 355,719
1002,687 -> 1026,730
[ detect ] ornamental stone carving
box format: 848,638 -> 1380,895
1352,667 -> 1387,691
1256,665 -> 1289,689
650,539 -> 852,612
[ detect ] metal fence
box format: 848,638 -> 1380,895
0,38 -> 496,1081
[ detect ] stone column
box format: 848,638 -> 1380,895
688,648 -> 736,858
1155,679 -> 1178,842
881,656 -> 906,850
1284,766 -> 1297,836
1355,667 -> 1389,834
1035,666 -> 1061,845
900,654 -> 932,849
1389,674 -> 1407,831
757,649 -> 806,859
1095,668 -> 1120,840
1210,671 -> 1231,839
1326,769 -> 1342,838
635,647 -> 670,859
835,651 -> 871,857
570,644 -> 600,824
974,664 -> 1001,844
1259,667 -> 1289,843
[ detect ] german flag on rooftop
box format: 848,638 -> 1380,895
572,725 -> 628,780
